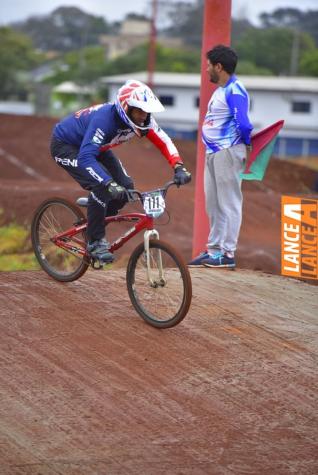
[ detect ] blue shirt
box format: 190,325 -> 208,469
202,75 -> 253,153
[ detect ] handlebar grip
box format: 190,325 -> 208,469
126,181 -> 177,202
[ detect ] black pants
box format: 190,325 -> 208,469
50,137 -> 134,242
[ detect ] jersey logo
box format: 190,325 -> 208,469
86,167 -> 103,183
92,128 -> 105,145
75,104 -> 104,118
55,156 -> 78,167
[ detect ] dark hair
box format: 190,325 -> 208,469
206,44 -> 238,74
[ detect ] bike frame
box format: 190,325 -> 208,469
51,180 -> 176,278
52,212 -> 157,257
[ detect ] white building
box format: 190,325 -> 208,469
102,72 -> 318,157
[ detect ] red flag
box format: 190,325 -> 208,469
241,120 -> 285,180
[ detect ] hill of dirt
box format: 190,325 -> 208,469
0,268 -> 317,474
0,113 -> 316,274
0,114 -> 317,473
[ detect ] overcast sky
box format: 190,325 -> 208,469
0,0 -> 317,26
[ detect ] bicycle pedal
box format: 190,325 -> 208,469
91,257 -> 114,270
91,259 -> 104,270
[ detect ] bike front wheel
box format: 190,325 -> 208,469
126,239 -> 192,328
31,198 -> 89,282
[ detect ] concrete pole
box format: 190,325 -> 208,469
147,0 -> 157,89
192,0 -> 232,257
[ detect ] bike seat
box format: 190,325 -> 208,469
76,197 -> 88,207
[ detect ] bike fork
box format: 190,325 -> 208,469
144,230 -> 165,286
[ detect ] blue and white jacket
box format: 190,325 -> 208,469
53,103 -> 181,184
202,75 -> 253,153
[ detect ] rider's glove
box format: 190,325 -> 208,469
106,181 -> 127,200
174,164 -> 191,186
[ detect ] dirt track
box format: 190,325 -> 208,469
0,113 -> 318,473
1,268 -> 317,474
0,113 -> 317,275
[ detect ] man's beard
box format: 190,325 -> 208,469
209,73 -> 219,84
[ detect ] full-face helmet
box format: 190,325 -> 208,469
115,80 -> 164,136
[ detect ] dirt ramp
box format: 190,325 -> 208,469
0,269 -> 317,474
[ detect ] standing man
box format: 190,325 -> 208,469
189,44 -> 253,268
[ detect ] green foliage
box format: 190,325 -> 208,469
46,41 -> 200,87
236,61 -> 272,76
46,46 -> 108,85
0,253 -> 39,271
0,223 -> 38,271
0,223 -> 30,254
260,8 -> 318,46
0,27 -> 42,99
13,7 -> 112,53
299,49 -> 318,76
4,3 -> 318,100
164,0 -> 203,48
234,27 -> 315,75
105,42 -> 200,76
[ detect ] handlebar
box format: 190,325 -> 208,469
126,180 -> 177,203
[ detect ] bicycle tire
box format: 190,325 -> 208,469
126,239 -> 192,328
31,197 -> 89,282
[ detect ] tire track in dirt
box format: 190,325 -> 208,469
0,268 -> 317,474
0,147 -> 48,182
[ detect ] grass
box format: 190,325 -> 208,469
0,253 -> 39,271
0,223 -> 40,271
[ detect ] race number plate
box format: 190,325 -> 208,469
143,191 -> 165,218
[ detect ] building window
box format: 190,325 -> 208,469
195,97 -> 200,108
159,95 -> 174,106
292,101 -> 311,113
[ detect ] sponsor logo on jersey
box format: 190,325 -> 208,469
91,191 -> 106,208
86,167 -> 104,183
92,128 -> 105,145
55,156 -> 78,167
75,104 -> 104,118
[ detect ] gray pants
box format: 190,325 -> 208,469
204,144 -> 246,255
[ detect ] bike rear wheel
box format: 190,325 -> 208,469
126,239 -> 192,328
31,198 -> 89,282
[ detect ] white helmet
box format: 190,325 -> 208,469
115,80 -> 164,136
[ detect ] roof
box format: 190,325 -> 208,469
101,72 -> 201,88
53,81 -> 95,95
102,72 -> 318,93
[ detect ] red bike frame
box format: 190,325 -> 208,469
52,213 -> 154,257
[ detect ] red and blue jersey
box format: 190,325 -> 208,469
53,103 -> 181,184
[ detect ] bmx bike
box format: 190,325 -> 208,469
31,181 -> 192,329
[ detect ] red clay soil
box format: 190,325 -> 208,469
0,114 -> 318,473
0,113 -> 316,274
0,268 -> 317,474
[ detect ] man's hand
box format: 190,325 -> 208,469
174,164 -> 191,186
106,181 -> 127,200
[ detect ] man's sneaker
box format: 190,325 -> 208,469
202,252 -> 235,268
188,251 -> 209,267
87,238 -> 114,263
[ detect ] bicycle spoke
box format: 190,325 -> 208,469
32,199 -> 89,282
127,240 -> 191,327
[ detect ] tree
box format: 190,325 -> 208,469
104,42 -> 200,76
45,46 -> 108,85
234,27 -> 315,76
0,27 -> 41,99
163,0 -> 203,48
11,7 -> 112,53
260,8 -> 318,46
299,49 -> 318,76
235,61 -> 272,76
